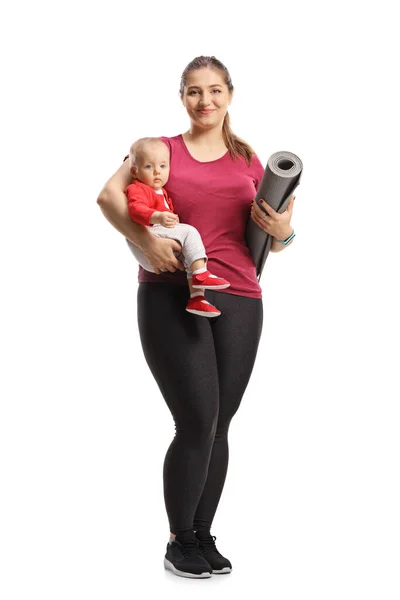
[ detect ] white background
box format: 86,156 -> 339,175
1,0 -> 399,598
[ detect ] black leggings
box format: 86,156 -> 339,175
137,283 -> 263,535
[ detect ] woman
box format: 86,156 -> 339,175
97,55 -> 295,579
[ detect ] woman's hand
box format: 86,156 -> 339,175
142,236 -> 185,274
250,195 -> 295,241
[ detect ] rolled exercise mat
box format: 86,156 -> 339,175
245,150 -> 303,280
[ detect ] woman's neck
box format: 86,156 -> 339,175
181,126 -> 228,162
183,125 -> 225,148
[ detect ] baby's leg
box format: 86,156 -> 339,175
166,224 -> 207,275
176,226 -> 230,290
156,224 -> 231,291
149,224 -> 206,278
190,258 -> 207,273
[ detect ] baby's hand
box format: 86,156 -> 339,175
160,212 -> 179,228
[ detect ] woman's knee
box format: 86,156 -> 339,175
213,419 -> 233,443
175,416 -> 218,447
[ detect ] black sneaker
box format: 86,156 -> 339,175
195,530 -> 232,574
164,532 -> 212,578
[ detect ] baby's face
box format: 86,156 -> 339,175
134,143 -> 170,190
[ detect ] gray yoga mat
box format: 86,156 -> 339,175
245,150 -> 303,279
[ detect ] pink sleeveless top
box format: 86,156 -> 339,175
130,134 -> 264,298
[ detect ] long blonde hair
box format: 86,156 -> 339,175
179,56 -> 255,166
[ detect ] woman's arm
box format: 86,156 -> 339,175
96,160 -> 152,250
251,195 -> 296,253
96,160 -> 184,273
270,228 -> 295,252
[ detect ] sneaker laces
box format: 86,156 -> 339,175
197,534 -> 221,555
178,538 -> 200,558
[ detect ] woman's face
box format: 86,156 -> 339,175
181,68 -> 232,130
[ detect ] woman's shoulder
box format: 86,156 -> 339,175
248,151 -> 264,173
159,134 -> 182,150
232,150 -> 264,174
248,150 -> 264,169
240,151 -> 265,188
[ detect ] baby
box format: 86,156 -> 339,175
125,137 -> 230,317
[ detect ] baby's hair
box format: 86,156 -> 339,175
129,137 -> 166,168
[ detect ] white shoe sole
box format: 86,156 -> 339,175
212,566 -> 232,574
192,284 -> 230,290
186,309 -> 221,317
164,558 -> 212,578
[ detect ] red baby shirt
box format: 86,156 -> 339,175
126,179 -> 174,226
